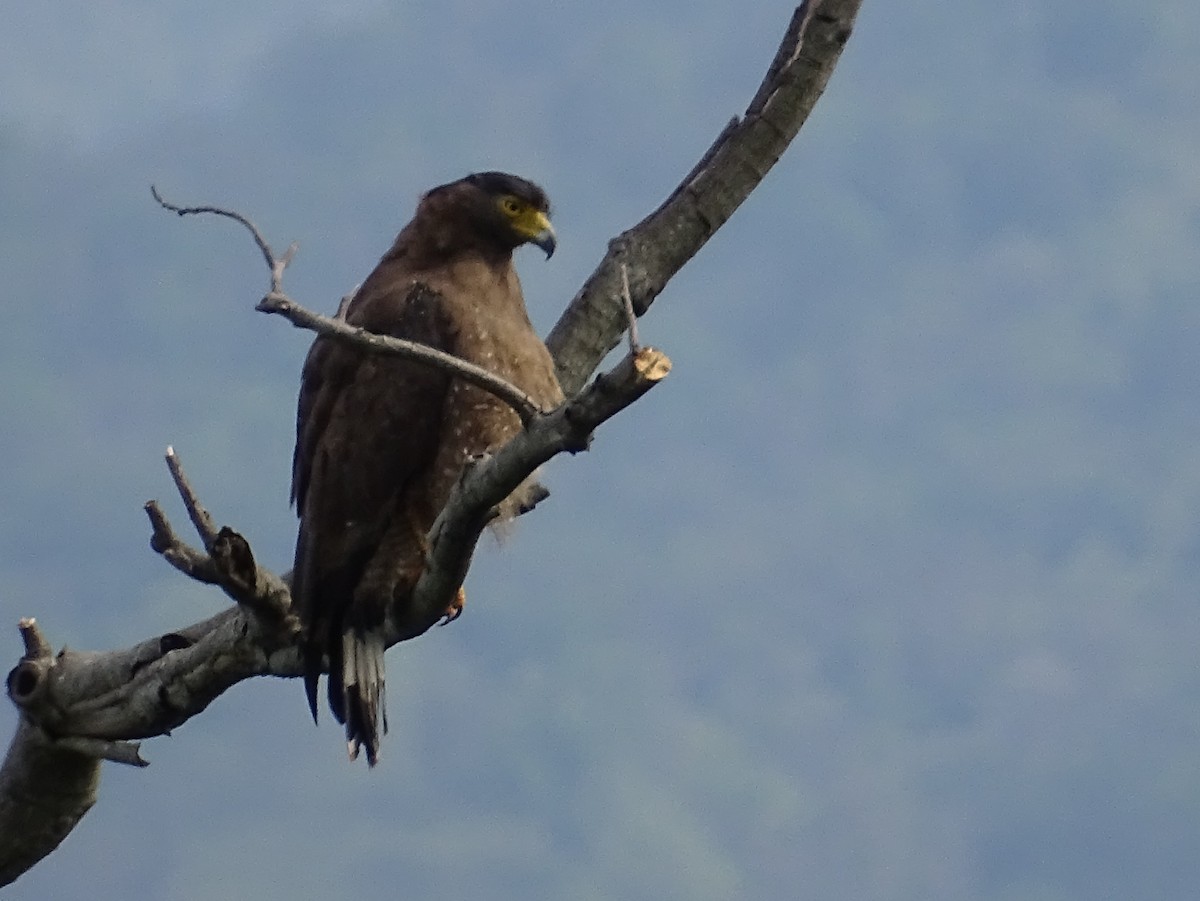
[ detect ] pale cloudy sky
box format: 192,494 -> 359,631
3,2 -> 1199,900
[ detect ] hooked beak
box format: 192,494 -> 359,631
532,225 -> 557,259
525,209 -> 557,258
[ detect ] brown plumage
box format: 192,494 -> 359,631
290,172 -> 563,764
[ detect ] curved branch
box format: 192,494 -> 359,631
154,188 -> 545,425
546,0 -> 860,394
151,185 -> 295,294
1,1 -> 862,885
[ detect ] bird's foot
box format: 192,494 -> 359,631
438,587 -> 466,626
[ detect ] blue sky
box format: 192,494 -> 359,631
3,2 -> 1200,899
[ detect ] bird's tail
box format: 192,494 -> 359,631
334,629 -> 388,766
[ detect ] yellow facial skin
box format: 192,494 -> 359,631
498,194 -> 557,257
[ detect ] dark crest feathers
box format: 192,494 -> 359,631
456,171 -> 551,213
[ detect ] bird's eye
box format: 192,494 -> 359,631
501,197 -> 522,216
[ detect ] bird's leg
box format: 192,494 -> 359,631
404,505 -> 466,626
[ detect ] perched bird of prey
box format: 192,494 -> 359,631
290,172 -> 563,764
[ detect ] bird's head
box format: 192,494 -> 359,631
434,171 -> 557,259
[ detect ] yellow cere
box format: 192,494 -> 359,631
499,195 -> 552,239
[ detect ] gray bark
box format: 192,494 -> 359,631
0,1 -> 862,885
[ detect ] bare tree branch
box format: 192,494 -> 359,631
164,445 -> 219,549
207,526 -> 298,631
153,187 -> 546,424
1,341 -> 670,761
1,1 -> 862,885
397,345 -> 672,636
151,450 -> 298,631
0,720 -> 101,887
144,499 -> 220,584
151,185 -> 293,294
53,737 -> 148,768
546,0 -> 860,395
256,291 -> 545,425
17,619 -> 51,661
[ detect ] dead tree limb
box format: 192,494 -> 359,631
0,0 -> 862,885
255,291 -> 546,424
154,185 -> 546,424
547,0 -> 856,394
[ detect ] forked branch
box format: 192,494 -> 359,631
152,186 -> 545,424
1,1 -> 862,886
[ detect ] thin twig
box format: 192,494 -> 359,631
257,292 -> 544,425
153,186 -> 543,425
164,447 -> 219,549
151,186 -> 284,286
143,499 -> 174,553
54,737 -> 148,768
146,494 -> 293,626
333,287 -> 358,321
619,265 -> 641,354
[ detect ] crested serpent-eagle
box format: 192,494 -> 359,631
290,172 -> 563,764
